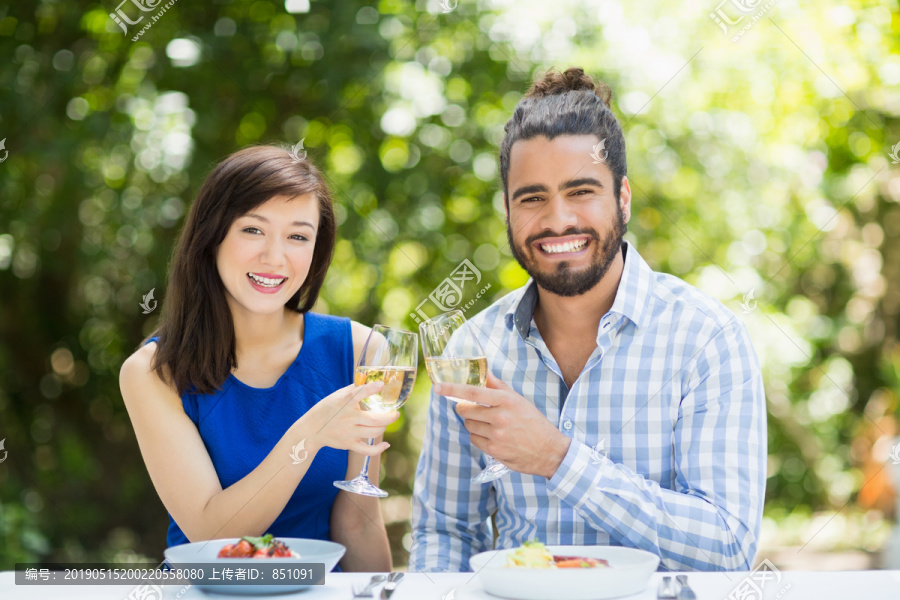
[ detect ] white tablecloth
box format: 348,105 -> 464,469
3,569 -> 900,599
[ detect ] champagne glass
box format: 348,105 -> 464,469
419,310 -> 510,483
333,325 -> 417,497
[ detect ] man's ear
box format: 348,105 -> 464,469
619,176 -> 632,223
503,193 -> 509,220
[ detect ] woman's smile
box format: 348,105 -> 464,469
247,272 -> 288,293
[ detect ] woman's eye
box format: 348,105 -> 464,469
290,234 -> 308,241
242,227 -> 262,234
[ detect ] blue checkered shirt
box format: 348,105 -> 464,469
409,240 -> 766,572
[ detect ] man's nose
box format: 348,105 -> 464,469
538,194 -> 578,233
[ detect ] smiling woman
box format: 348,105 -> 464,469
117,145 -> 399,572
150,145 -> 336,395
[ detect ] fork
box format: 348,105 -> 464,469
352,574 -> 388,598
657,575 -> 677,599
676,574 -> 697,600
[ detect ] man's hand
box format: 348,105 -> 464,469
435,372 -> 571,479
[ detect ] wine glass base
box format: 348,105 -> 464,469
471,461 -> 509,484
334,475 -> 389,498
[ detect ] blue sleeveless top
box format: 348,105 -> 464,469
147,312 -> 353,549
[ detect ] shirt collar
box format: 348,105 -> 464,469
504,239 -> 655,340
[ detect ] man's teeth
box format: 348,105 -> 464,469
540,239 -> 588,254
248,273 -> 286,287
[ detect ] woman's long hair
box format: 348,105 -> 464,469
148,145 -> 336,396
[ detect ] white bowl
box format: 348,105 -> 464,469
467,545 -> 660,600
163,537 -> 345,595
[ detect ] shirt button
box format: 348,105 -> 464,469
563,420 -> 573,430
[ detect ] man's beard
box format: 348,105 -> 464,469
506,204 -> 627,297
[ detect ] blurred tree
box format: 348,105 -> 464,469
0,0 -> 898,569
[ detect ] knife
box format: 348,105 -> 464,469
380,571 -> 405,599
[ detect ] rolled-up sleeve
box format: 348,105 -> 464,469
547,320 -> 766,571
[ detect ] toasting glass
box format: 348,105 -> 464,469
419,310 -> 510,483
333,325 -> 417,497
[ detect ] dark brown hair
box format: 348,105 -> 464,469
149,145 -> 336,395
499,67 -> 627,202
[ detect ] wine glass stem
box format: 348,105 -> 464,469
359,438 -> 375,479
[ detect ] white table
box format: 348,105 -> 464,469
3,570 -> 900,599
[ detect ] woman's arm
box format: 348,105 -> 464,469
330,448 -> 392,571
119,342 -> 392,542
330,320 -> 393,571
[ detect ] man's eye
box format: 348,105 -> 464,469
521,196 -> 541,203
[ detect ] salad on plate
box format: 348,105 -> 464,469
217,534 -> 300,559
505,540 -> 610,569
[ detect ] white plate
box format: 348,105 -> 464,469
163,537 -> 345,595
467,545 -> 660,600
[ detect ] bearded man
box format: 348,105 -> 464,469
409,67 -> 766,573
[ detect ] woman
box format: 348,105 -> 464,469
119,145 -> 398,571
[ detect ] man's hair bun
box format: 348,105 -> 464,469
525,67 -> 612,107
499,66 -> 626,205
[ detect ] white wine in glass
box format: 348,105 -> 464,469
355,366 -> 417,412
424,356 -> 488,392
419,311 -> 510,483
334,325 -> 417,497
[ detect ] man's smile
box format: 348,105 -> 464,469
533,235 -> 592,257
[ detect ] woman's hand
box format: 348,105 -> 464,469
304,382 -> 399,456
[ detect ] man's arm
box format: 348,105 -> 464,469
546,319 -> 766,571
409,388 -> 496,572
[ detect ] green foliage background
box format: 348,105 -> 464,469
1,0 -> 899,569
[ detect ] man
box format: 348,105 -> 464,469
409,67 -> 766,572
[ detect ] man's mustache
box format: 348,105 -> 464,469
525,228 -> 600,246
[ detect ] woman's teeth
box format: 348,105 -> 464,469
540,239 -> 588,254
248,273 -> 286,287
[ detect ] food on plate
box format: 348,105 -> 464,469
506,540 -> 554,568
217,534 -> 300,558
505,541 -> 610,568
552,555 -> 610,568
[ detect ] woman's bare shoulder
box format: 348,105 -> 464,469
349,320 -> 371,348
348,320 -> 372,367
120,341 -> 174,398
